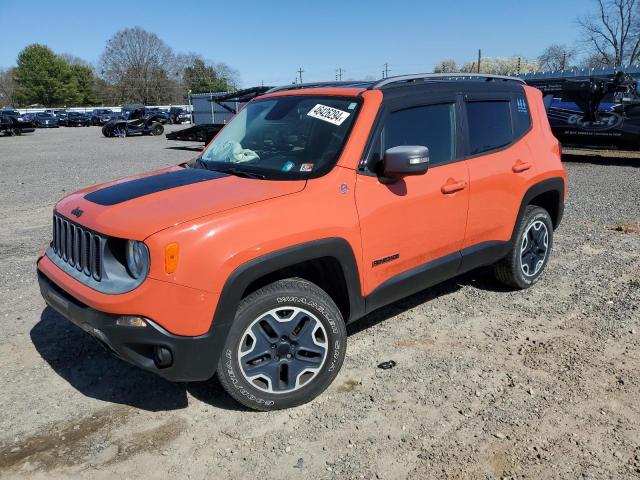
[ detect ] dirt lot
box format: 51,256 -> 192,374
0,128 -> 638,479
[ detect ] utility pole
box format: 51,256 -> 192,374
336,67 -> 345,81
477,49 -> 481,73
383,63 -> 390,79
517,56 -> 522,75
297,67 -> 304,84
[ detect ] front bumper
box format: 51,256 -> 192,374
38,270 -> 222,382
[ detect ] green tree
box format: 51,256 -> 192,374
184,57 -> 236,93
14,44 -> 70,106
66,64 -> 96,105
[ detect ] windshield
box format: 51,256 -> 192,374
198,95 -> 360,180
36,113 -> 54,118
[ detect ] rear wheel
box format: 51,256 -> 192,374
217,278 -> 347,411
101,125 -> 110,137
150,122 -> 164,136
12,128 -> 22,136
494,205 -> 553,289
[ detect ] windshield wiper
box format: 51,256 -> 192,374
191,158 -> 267,179
218,167 -> 267,180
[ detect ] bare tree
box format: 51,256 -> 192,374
460,56 -> 539,75
578,0 -> 640,66
538,44 -> 577,70
99,27 -> 178,104
433,59 -> 459,73
0,68 -> 17,106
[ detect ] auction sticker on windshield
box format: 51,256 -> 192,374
307,104 -> 350,126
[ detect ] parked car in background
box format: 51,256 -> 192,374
90,109 -> 116,126
63,112 -> 91,127
168,107 -> 191,124
147,107 -> 170,124
46,109 -> 68,123
33,112 -> 59,128
0,110 -> 35,135
101,105 -> 165,137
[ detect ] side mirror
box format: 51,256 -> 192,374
381,145 -> 429,181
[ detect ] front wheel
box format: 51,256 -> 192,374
150,122 -> 164,136
494,205 -> 554,289
217,278 -> 347,411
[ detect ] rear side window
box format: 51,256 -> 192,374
384,103 -> 455,166
513,94 -> 532,138
466,101 -> 512,155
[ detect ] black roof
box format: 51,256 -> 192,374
266,74 -> 525,96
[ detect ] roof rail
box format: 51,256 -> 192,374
266,81 -> 372,93
370,73 -> 525,89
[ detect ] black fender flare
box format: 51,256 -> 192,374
202,238 -> 364,375
510,177 -> 565,243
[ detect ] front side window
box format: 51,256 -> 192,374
466,101 -> 513,155
198,96 -> 360,179
384,104 -> 456,166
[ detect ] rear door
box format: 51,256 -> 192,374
355,93 -> 469,297
462,92 -> 534,249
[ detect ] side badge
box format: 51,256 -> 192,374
339,183 -> 349,195
372,253 -> 399,267
71,207 -> 84,218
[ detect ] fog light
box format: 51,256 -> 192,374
116,315 -> 148,328
153,346 -> 173,368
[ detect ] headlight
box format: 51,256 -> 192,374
126,240 -> 149,279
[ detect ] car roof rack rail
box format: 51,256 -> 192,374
266,81 -> 373,93
370,73 -> 525,89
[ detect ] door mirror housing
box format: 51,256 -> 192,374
381,145 -> 430,181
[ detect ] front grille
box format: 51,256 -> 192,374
51,213 -> 103,281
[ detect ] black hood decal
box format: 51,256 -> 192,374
84,168 -> 228,206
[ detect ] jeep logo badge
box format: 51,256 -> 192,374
71,207 -> 84,218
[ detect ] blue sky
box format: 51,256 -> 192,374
1,0 -> 590,86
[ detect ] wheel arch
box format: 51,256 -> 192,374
512,177 -> 565,243
209,237 -> 365,339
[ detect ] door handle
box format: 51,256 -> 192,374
512,160 -> 532,173
441,179 -> 467,194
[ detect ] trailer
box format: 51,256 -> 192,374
520,67 -> 640,149
166,87 -> 271,144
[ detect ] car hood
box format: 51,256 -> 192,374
54,166 -> 306,240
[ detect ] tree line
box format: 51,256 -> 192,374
435,0 -> 640,75
0,26 -> 239,108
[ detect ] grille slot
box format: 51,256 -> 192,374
51,213 -> 103,281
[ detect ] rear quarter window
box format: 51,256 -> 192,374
513,94 -> 532,138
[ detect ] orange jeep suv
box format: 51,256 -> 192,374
37,74 -> 566,410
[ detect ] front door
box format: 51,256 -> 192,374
355,95 -> 469,299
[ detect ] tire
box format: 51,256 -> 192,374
150,122 -> 164,136
494,205 -> 554,289
217,278 -> 347,411
101,126 -> 110,137
12,128 -> 22,136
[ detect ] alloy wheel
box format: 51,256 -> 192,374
237,306 -> 328,394
520,220 -> 549,277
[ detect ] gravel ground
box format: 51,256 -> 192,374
0,128 -> 638,479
